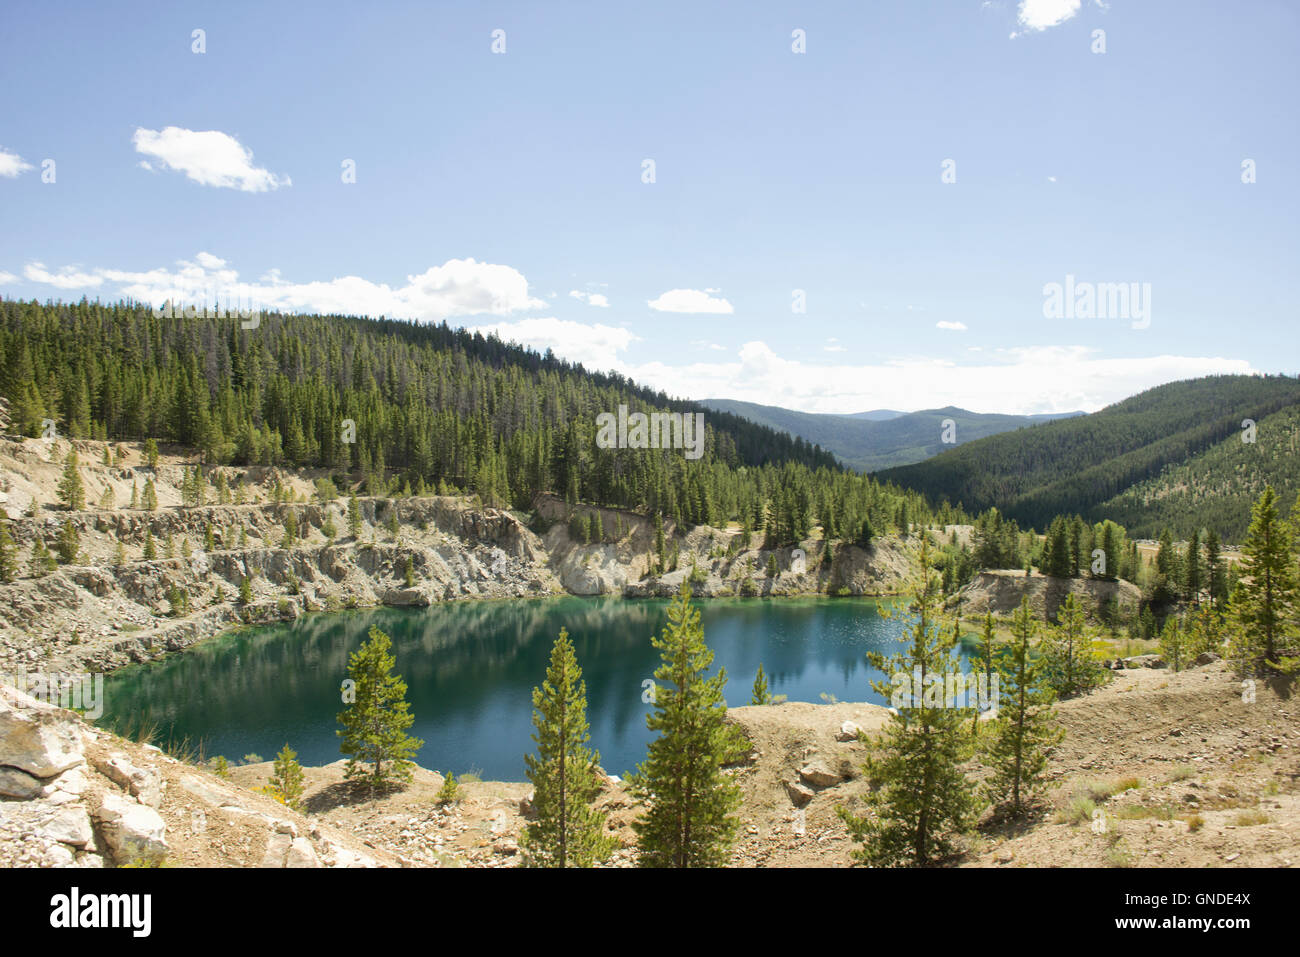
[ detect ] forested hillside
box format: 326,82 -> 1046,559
1098,402 -> 1300,540
702,398 -> 1079,472
878,375 -> 1300,536
0,299 -> 941,541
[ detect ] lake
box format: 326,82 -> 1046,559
100,596 -> 961,780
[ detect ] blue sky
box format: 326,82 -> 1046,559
1,0 -> 1296,414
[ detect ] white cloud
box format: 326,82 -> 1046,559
623,342 -> 1258,416
468,316 -> 639,371
0,271 -> 17,284
23,262 -> 104,289
569,289 -> 610,307
24,253 -> 545,321
1010,0 -> 1082,38
936,321 -> 968,331
132,127 -> 290,192
0,149 -> 33,178
647,288 -> 734,315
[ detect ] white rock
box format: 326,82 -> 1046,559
95,792 -> 167,863
96,754 -> 163,807
45,806 -> 94,847
0,686 -> 85,778
285,837 -> 322,868
835,720 -> 861,742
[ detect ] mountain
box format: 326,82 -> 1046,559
849,409 -> 907,422
877,374 -> 1300,541
700,398 -> 1081,472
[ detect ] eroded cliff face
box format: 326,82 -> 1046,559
0,496 -> 564,675
0,435 -> 921,677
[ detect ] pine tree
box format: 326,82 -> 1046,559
750,663 -> 771,705
982,597 -> 1064,816
142,529 -> 156,560
58,452 -> 85,511
970,611 -> 997,735
239,576 -> 253,605
55,520 -> 80,565
1230,486 -> 1299,676
29,539 -> 56,577
837,538 -> 980,865
281,508 -> 299,548
142,478 -> 158,511
348,493 -> 363,539
1041,592 -> 1105,698
1204,529 -> 1224,608
1184,528 -> 1202,605
521,629 -> 617,868
337,626 -> 424,792
1159,615 -> 1187,672
628,585 -> 747,867
267,744 -> 306,811
144,438 -> 160,469
0,525 -> 17,583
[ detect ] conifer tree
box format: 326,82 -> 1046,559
281,508 -> 298,548
521,629 -> 617,868
628,585 -> 746,867
142,478 -> 158,511
267,743 -> 306,811
337,626 -> 424,792
29,539 -> 56,577
750,663 -> 771,705
970,611 -> 997,735
1204,529 -> 1224,608
1159,615 -> 1187,672
982,597 -> 1064,816
348,493 -> 363,539
0,525 -> 17,583
837,538 -> 980,865
58,452 -> 85,511
142,528 -> 156,560
1041,592 -> 1105,698
1184,528 -> 1202,605
1230,486 -> 1298,676
144,438 -> 159,469
55,520 -> 80,564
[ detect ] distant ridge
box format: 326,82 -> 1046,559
875,374 -> 1300,540
700,398 -> 1081,472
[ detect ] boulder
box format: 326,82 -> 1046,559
0,765 -> 43,799
285,836 -> 322,868
1122,654 -> 1165,669
45,806 -> 94,847
0,685 -> 85,778
835,720 -> 861,742
798,763 -> 842,788
95,792 -> 167,864
1194,652 -> 1220,666
785,780 -> 815,807
94,753 -> 163,807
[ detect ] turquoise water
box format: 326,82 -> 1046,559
100,596 -> 952,780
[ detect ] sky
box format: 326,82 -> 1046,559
1,0 -> 1297,415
